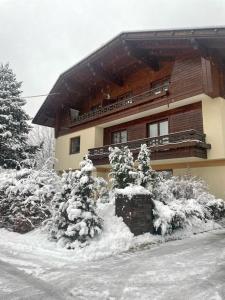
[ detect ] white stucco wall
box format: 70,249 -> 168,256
55,126 -> 103,171
202,96 -> 225,160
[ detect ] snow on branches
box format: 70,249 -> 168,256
153,176 -> 225,235
0,166 -> 60,233
109,146 -> 137,189
48,156 -> 103,248
0,63 -> 39,168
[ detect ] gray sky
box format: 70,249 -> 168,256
1,0 -> 225,118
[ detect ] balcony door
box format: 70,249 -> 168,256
148,120 -> 169,145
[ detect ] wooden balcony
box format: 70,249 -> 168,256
69,86 -> 168,127
88,129 -> 211,165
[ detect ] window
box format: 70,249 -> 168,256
112,130 -> 127,144
70,136 -> 80,154
148,120 -> 169,144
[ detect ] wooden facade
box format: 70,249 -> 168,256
32,27 -> 225,167
103,102 -> 203,145
56,53 -> 223,136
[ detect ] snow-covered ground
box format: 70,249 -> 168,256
0,226 -> 225,299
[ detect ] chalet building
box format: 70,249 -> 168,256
33,27 -> 225,198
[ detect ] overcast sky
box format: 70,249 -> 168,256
1,0 -> 225,118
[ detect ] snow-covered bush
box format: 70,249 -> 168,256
153,176 -> 225,235
109,146 -> 137,189
0,166 -> 60,233
94,177 -> 109,203
48,156 -> 103,248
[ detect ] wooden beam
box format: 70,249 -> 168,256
124,41 -> 160,71
87,62 -> 124,86
189,38 -> 210,58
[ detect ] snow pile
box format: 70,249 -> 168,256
116,184 -> 150,197
0,166 -> 60,233
153,176 -> 225,235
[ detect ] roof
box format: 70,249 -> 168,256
32,27 -> 225,127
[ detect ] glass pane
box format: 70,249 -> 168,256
71,137 -> 80,154
159,120 -> 168,136
149,123 -> 158,137
120,131 -> 127,143
112,132 -> 119,144
112,132 -> 118,144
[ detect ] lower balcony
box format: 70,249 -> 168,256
88,129 -> 211,166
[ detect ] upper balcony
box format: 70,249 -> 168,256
88,129 -> 211,166
69,83 -> 169,128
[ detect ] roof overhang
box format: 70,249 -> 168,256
32,27 -> 225,127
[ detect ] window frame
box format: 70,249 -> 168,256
111,130 -> 128,144
148,119 -> 169,138
69,136 -> 80,155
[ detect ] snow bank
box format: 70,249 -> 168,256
0,200 -> 223,269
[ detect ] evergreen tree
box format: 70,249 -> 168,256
137,144 -> 162,193
0,63 -> 38,168
109,146 -> 137,189
49,156 -> 102,248
137,144 -> 152,188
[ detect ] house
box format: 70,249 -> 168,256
33,27 -> 225,198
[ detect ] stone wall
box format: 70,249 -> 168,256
115,193 -> 154,236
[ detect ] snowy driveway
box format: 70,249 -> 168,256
0,229 -> 225,299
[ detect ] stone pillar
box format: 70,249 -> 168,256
115,193 -> 155,236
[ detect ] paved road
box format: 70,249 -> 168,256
0,259 -> 69,300
0,229 -> 225,299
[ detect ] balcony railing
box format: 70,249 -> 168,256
88,129 -> 211,159
70,86 -> 167,127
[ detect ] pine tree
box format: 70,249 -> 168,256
49,156 -> 102,248
137,144 -> 151,188
109,146 -> 137,189
137,144 -> 162,192
0,63 -> 38,168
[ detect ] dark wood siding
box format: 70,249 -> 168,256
59,52 -> 207,135
169,53 -> 203,101
103,102 -> 203,145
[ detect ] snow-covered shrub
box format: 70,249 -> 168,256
48,156 -> 102,248
94,177 -> 109,203
0,166 -> 59,233
153,176 -> 225,235
109,146 -> 137,189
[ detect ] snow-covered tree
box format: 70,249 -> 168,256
28,125 -> 55,169
137,144 -> 162,195
137,144 -> 152,188
0,166 -> 59,233
49,156 -> 102,248
0,63 -> 38,168
109,146 -> 137,189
